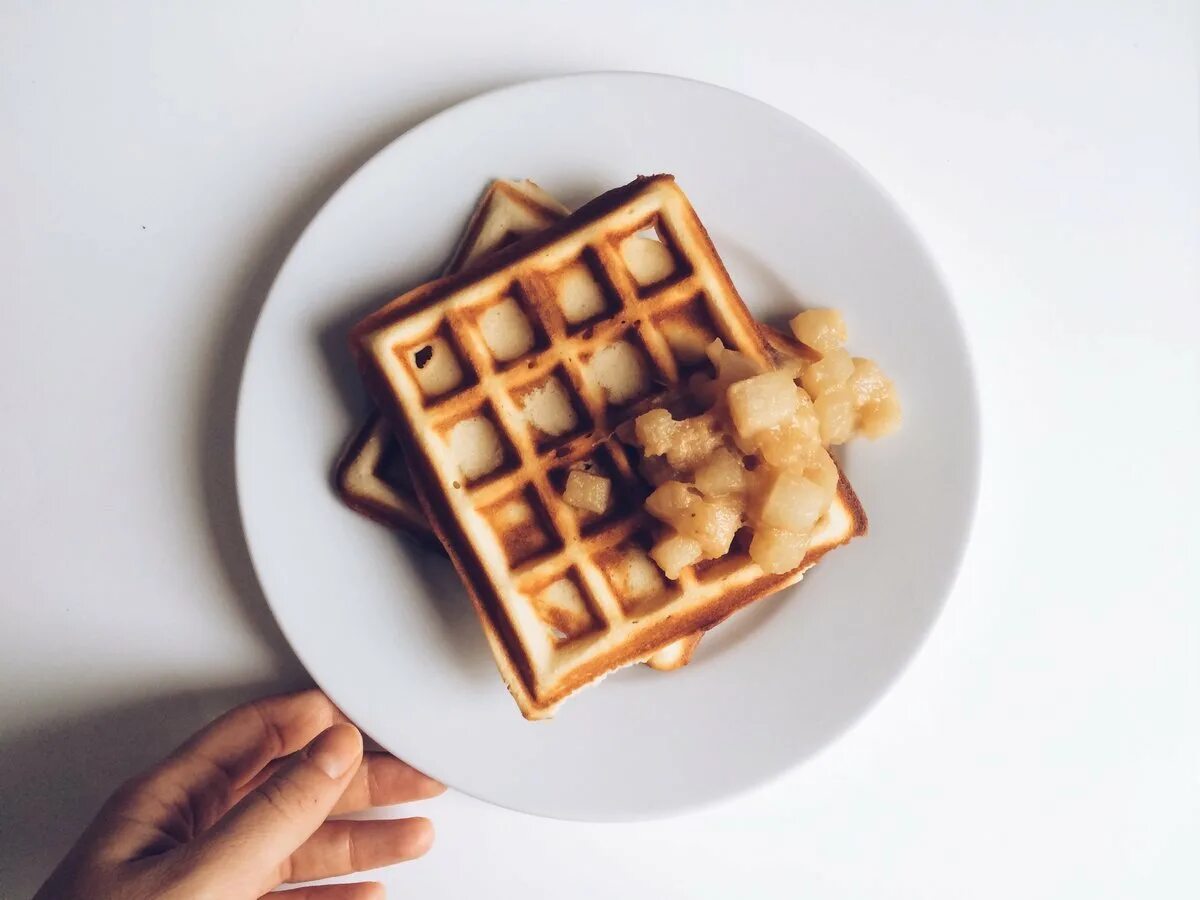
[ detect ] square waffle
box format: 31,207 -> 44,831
336,179 -> 703,670
353,175 -> 865,718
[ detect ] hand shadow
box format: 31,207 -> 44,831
192,73 -> 545,681
316,287 -> 496,680
0,679 -> 305,898
6,69 -> 576,900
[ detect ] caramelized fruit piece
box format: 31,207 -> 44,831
634,408 -> 677,457
859,393 -> 902,438
563,469 -> 611,515
689,499 -> 742,557
645,481 -> 697,525
749,526 -> 812,575
705,339 -> 765,404
650,532 -> 703,580
756,469 -> 829,533
645,481 -> 741,556
727,370 -> 802,439
805,446 -> 840,498
694,447 -> 748,498
757,415 -> 821,468
800,347 -> 854,398
815,385 -> 856,445
847,356 -> 891,406
665,417 -> 723,471
790,308 -> 847,354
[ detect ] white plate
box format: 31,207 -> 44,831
236,73 -> 979,821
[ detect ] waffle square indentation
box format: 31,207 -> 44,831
439,405 -> 517,485
513,370 -> 591,451
530,569 -> 602,645
473,293 -> 544,366
653,293 -> 720,370
396,322 -> 475,399
598,540 -> 681,616
584,334 -> 656,407
480,486 -> 562,568
548,446 -> 642,536
547,250 -> 620,329
617,218 -> 688,292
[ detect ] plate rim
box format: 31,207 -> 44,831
234,70 -> 981,821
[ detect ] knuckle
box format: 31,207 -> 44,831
363,757 -> 383,805
104,772 -> 154,812
345,826 -> 363,872
254,772 -> 313,819
245,698 -> 287,758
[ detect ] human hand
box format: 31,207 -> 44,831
35,689 -> 444,900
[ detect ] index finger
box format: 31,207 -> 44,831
174,690 -> 349,785
92,691 -> 353,862
127,691 -> 348,823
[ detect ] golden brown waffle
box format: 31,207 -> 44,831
353,175 -> 866,718
336,180 -> 567,538
336,179 -> 702,671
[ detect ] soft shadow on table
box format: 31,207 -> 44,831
5,68 -> 566,900
316,296 -> 498,678
194,72 -> 550,674
0,679 -> 301,897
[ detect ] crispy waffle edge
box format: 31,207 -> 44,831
332,412 -> 443,548
350,175 -> 679,341
351,175 -> 868,719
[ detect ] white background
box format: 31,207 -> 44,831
2,2 -> 1197,898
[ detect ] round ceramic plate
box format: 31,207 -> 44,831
236,72 -> 979,821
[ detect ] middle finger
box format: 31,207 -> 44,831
283,817 -> 434,883
330,753 -> 445,815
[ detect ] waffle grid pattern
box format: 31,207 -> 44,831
395,191 -> 749,632
356,177 -> 860,716
336,180 -> 568,536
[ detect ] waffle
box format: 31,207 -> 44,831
336,179 -> 699,670
336,180 -> 567,538
353,175 -> 866,718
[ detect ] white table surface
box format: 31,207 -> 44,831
3,3 -> 1197,897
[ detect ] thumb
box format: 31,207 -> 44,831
181,723 -> 363,896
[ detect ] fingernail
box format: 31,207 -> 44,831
306,723 -> 361,779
